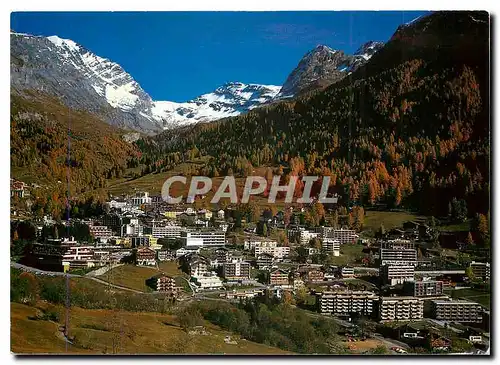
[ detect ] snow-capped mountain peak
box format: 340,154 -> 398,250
354,41 -> 385,61
151,82 -> 281,128
11,32 -> 280,132
12,31 -> 383,133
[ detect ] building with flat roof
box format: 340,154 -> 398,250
322,239 -> 340,256
340,266 -> 355,278
431,299 -> 483,323
404,279 -> 444,297
244,239 -> 277,251
254,245 -> 290,259
469,261 -> 490,281
318,290 -> 378,318
152,223 -> 183,239
89,225 -> 113,240
318,227 -> 359,244
192,274 -> 223,290
61,246 -> 96,270
380,248 -> 417,266
379,296 -> 424,321
381,239 -> 415,250
381,265 -> 415,285
180,230 -> 225,247
222,261 -> 251,280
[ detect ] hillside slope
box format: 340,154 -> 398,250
138,11 -> 490,218
10,92 -> 141,217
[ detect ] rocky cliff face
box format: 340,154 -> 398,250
276,42 -> 384,98
11,32 -> 281,133
11,32 -> 162,134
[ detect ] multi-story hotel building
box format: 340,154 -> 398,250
61,246 -> 95,270
322,239 -> 340,256
254,245 -> 290,259
431,299 -> 484,323
469,261 -> 491,281
152,223 -> 183,239
318,227 -> 359,244
222,261 -> 251,280
404,279 -> 444,297
380,248 -> 417,266
318,291 -> 378,318
381,239 -> 415,250
244,240 -> 277,251
256,252 -> 275,269
146,275 -> 179,296
379,296 -> 424,321
269,269 -> 290,286
381,264 -> 415,285
89,225 -> 113,240
180,230 -> 225,247
136,247 -> 156,266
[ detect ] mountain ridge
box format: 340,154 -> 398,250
11,31 -> 384,133
10,32 -> 282,133
276,40 -> 384,98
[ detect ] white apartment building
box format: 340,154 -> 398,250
108,200 -> 128,210
322,239 -> 340,256
318,227 -> 359,244
287,228 -> 319,245
222,261 -> 251,280
341,266 -> 355,278
254,245 -> 290,259
152,224 -> 183,239
175,247 -> 200,258
469,261 -> 491,281
381,264 -> 415,285
181,230 -> 225,247
379,296 -> 424,321
130,191 -> 152,207
121,223 -> 143,237
192,274 -> 224,290
318,291 -> 378,317
244,240 -> 278,251
89,225 -> 113,239
62,246 -> 95,269
380,248 -> 417,266
381,239 -> 415,250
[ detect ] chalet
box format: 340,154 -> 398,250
136,247 -> 156,266
256,252 -> 274,270
269,269 -> 290,286
11,179 -> 26,198
146,274 -> 180,296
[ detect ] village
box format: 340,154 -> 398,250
10,181 -> 491,354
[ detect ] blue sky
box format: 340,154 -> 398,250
11,11 -> 429,102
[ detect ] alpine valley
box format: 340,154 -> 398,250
9,10 -> 492,356
11,10 -> 490,221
